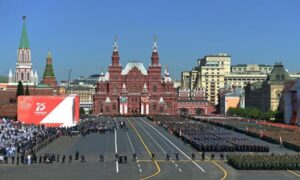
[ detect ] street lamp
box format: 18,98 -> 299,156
67,69 -> 72,94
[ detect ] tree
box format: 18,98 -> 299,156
25,85 -> 30,95
16,81 -> 24,97
80,107 -> 85,117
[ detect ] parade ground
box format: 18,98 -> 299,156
1,117 -> 300,180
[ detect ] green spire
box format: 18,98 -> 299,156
47,50 -> 52,59
19,16 -> 30,49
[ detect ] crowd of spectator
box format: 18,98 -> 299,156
0,118 -> 59,164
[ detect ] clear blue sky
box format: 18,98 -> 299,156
1,0 -> 300,81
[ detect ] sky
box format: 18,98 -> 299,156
0,0 -> 300,81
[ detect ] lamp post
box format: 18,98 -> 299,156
67,69 -> 72,94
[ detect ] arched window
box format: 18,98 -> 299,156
153,85 -> 157,92
21,72 -> 24,81
27,73 -> 30,81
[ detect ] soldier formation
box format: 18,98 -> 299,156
228,154 -> 300,170
154,116 -> 269,152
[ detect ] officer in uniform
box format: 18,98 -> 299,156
151,152 -> 155,160
220,153 -> 224,160
100,154 -> 104,162
69,154 -> 72,163
175,153 -> 179,161
132,152 -> 136,161
124,155 -> 127,164
62,155 -> 65,163
166,153 -> 170,161
115,153 -> 119,161
201,152 -> 205,161
16,155 -> 19,165
12,156 -> 15,164
191,153 -> 195,160
80,155 -> 85,162
75,150 -> 79,160
211,153 -> 215,160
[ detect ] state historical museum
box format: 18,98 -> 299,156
93,40 -> 178,115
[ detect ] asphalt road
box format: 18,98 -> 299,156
0,116 -> 299,180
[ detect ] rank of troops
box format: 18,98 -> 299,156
155,116 -> 269,152
227,154 -> 300,170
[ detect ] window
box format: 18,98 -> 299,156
112,104 -> 116,110
160,107 -> 164,113
106,107 -> 110,112
21,73 -> 24,81
153,104 -> 157,110
27,73 -> 30,81
113,85 -> 117,93
153,85 -> 157,92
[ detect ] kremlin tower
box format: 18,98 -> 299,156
8,16 -> 38,85
41,50 -> 57,87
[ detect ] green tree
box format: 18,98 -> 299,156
25,85 -> 30,95
80,107 -> 85,117
16,81 -> 24,97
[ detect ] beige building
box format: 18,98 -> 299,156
196,53 -> 231,105
68,86 -> 95,112
181,54 -> 299,106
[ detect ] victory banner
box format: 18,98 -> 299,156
17,95 -> 80,127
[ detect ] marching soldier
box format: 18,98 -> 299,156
57,154 -> 60,162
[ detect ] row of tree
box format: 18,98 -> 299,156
16,81 -> 30,97
226,107 -> 281,121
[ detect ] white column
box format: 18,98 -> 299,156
141,103 -> 144,115
124,103 -> 128,114
120,104 -> 123,114
146,104 -> 149,115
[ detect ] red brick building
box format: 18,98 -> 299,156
178,87 -> 215,116
93,39 -> 178,115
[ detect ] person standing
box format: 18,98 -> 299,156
16,155 -> 19,165
12,156 -> 15,164
75,151 -> 79,160
69,154 -> 72,163
62,155 -> 65,163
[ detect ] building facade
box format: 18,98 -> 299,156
219,87 -> 245,114
93,40 -> 177,115
283,79 -> 300,126
245,63 -> 291,112
181,53 -> 300,107
177,87 -> 215,115
67,86 -> 95,112
194,53 -> 231,105
8,16 -> 38,86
